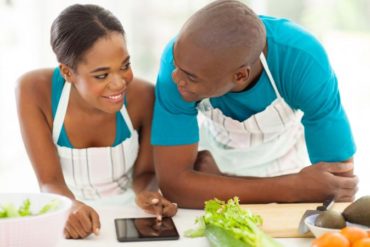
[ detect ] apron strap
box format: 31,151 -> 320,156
120,105 -> 135,133
259,53 -> 282,98
52,82 -> 71,143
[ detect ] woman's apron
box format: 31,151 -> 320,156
52,82 -> 139,204
197,53 -> 310,177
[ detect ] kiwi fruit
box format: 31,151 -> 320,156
342,195 -> 370,227
314,210 -> 346,229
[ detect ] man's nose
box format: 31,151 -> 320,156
172,70 -> 186,87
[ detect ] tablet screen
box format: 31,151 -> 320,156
115,217 -> 180,242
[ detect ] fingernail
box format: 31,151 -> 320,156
157,215 -> 162,221
94,228 -> 100,235
173,202 -> 178,207
151,198 -> 159,204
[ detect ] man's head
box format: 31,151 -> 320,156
173,0 -> 266,102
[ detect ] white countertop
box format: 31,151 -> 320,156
56,205 -> 313,247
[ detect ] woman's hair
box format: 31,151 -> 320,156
50,4 -> 125,70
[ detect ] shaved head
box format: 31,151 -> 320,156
178,0 -> 266,67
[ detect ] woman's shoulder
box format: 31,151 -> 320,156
126,77 -> 155,127
16,68 -> 54,99
127,77 -> 155,104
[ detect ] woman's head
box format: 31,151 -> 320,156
51,4 -> 125,70
51,4 -> 133,114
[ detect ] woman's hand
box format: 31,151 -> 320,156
135,191 -> 178,220
64,200 -> 100,239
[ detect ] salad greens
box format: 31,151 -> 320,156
185,197 -> 283,247
0,199 -> 60,219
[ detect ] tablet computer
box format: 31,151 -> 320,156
114,217 -> 180,242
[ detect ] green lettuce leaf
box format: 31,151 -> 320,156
18,198 -> 31,216
38,199 -> 60,215
0,198 -> 61,219
185,197 -> 282,247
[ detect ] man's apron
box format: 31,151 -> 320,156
198,53 -> 310,177
52,82 -> 139,202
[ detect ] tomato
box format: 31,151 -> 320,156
311,232 -> 350,247
340,227 -> 368,245
353,238 -> 370,247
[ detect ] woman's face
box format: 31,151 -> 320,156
71,32 -> 133,114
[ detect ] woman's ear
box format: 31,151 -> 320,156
59,64 -> 74,83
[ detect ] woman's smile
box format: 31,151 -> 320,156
102,92 -> 124,103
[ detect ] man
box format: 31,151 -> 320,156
151,0 -> 358,208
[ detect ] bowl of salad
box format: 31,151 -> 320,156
0,193 -> 72,247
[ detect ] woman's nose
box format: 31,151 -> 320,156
110,74 -> 127,90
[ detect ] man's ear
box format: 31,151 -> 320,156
233,65 -> 251,86
59,64 -> 74,83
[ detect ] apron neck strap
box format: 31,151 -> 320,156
52,83 -> 136,144
52,81 -> 71,143
259,53 -> 281,98
119,105 -> 135,133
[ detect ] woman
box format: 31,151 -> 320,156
15,4 -> 176,239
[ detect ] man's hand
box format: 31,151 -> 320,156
64,200 -> 100,239
135,191 -> 178,221
296,161 -> 358,202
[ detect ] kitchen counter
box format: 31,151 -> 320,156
56,204 -> 314,247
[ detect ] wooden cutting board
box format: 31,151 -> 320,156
241,203 -> 350,238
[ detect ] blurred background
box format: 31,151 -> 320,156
0,0 -> 369,196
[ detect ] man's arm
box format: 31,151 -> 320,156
154,144 -> 358,208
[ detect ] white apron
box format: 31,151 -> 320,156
52,82 -> 139,202
198,53 -> 310,177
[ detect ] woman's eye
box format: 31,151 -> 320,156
121,62 -> 131,71
94,73 -> 108,80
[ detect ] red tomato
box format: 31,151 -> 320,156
340,227 -> 368,245
311,232 -> 350,247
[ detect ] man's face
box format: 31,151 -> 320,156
172,36 -> 237,102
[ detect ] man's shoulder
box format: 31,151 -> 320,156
160,36 -> 177,65
261,15 -> 325,55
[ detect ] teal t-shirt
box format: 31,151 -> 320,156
151,16 -> 356,164
52,68 -> 131,148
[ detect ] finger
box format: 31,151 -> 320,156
163,203 -> 178,217
336,176 -> 359,189
68,213 -> 90,238
90,209 -> 101,235
74,209 -> 93,234
150,198 -> 163,221
65,222 -> 80,239
323,162 -> 354,173
64,228 -> 71,239
153,219 -> 162,230
159,196 -> 178,217
335,190 -> 357,202
136,192 -> 161,209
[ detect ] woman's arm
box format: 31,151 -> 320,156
16,69 -> 74,197
127,78 -> 177,218
15,69 -> 100,239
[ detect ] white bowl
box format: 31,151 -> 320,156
0,193 -> 72,247
305,213 -> 370,238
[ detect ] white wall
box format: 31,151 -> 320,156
0,0 -> 369,196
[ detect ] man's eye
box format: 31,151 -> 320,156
121,62 -> 131,71
187,75 -> 197,82
94,73 -> 108,80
